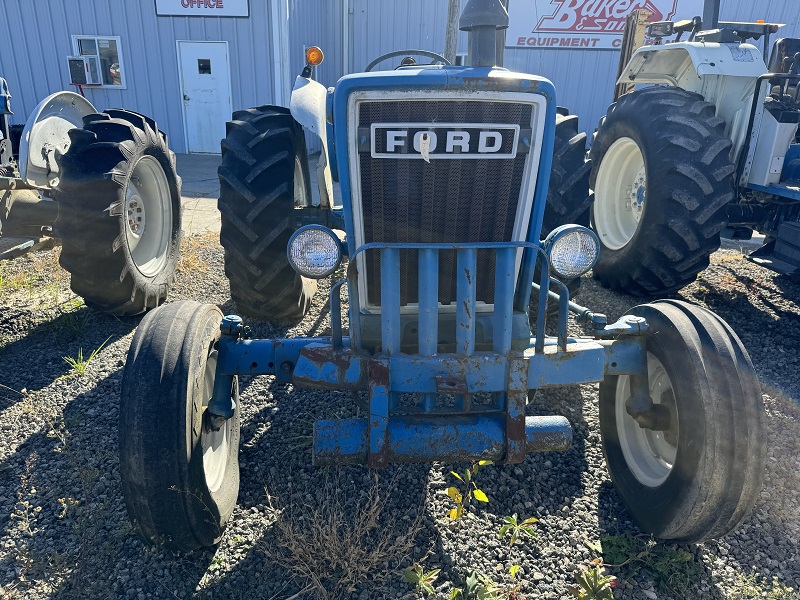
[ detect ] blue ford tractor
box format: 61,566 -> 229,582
118,0 -> 766,552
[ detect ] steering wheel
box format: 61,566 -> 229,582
365,50 -> 451,72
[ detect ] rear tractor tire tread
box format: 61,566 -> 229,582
589,87 -> 735,296
53,109 -> 182,316
218,105 -> 315,321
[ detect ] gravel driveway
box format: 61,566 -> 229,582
0,236 -> 798,600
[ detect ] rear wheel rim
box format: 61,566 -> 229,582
201,349 -> 229,494
594,136 -> 646,250
125,156 -> 172,277
615,352 -> 679,487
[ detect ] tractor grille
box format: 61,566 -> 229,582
354,99 -> 535,307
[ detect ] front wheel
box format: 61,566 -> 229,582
54,109 -> 182,316
119,300 -> 240,552
599,300 -> 765,542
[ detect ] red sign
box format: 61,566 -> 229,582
507,0 -> 704,49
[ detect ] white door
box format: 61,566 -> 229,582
177,41 -> 231,154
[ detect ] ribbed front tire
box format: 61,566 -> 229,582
120,300 -> 241,552
599,300 -> 765,542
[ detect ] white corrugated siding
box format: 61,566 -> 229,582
347,0 -> 800,139
2,0 -> 799,153
0,0 -> 278,153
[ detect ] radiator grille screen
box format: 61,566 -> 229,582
356,99 -> 533,307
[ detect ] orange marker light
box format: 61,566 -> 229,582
757,19 -> 765,23
305,46 -> 324,67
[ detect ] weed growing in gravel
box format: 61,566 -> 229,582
497,513 -> 538,547
62,336 -> 111,376
447,460 -> 492,520
450,566 -> 523,600
11,454 -> 42,538
729,571 -> 799,599
569,561 -> 616,599
266,472 -> 422,599
587,533 -> 702,597
403,563 -> 440,595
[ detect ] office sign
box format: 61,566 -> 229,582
155,0 -> 249,17
507,0 -> 704,49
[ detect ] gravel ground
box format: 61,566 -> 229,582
0,235 -> 798,600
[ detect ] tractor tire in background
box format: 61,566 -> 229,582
599,300 -> 765,542
535,110 -> 592,309
53,109 -> 182,316
589,87 -> 735,296
541,112 -> 592,237
218,105 -> 316,321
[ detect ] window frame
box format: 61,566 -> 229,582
70,35 -> 127,89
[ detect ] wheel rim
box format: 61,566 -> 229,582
615,352 -> 679,487
294,155 -> 307,205
201,349 -> 230,494
125,156 -> 173,277
594,137 -> 646,250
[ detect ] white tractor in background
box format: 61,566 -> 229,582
0,79 -> 181,315
586,9 -> 800,294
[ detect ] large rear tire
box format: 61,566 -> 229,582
54,109 -> 181,316
119,300 -> 241,552
589,87 -> 735,296
599,300 -> 765,542
542,112 -> 592,237
218,105 -> 316,321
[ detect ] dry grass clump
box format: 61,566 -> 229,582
177,231 -> 218,274
266,472 -> 422,599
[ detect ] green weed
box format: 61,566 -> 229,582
403,563 -> 440,595
588,533 -> 702,596
447,460 -> 492,520
569,563 -> 616,599
498,513 -> 538,547
63,336 -> 111,376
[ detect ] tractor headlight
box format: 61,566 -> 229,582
287,225 -> 342,278
544,225 -> 600,279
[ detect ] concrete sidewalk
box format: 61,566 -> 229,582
176,152 -> 333,236
177,153 -> 221,236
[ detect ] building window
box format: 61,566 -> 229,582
71,36 -> 125,88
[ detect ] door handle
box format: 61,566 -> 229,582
183,94 -> 190,101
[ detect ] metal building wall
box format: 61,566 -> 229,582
347,0 -> 800,143
288,0 -> 347,152
0,0 -> 278,153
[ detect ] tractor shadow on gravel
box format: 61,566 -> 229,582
0,368 -> 219,599
0,307 -> 131,409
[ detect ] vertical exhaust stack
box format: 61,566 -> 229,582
460,0 -> 509,68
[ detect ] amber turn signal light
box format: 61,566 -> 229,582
305,46 -> 324,67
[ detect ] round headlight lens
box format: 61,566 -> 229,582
545,225 -> 600,279
287,226 -> 342,279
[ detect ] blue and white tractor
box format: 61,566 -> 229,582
0,81 -> 181,315
588,5 -> 800,294
118,0 -> 766,552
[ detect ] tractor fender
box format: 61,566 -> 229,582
290,76 -> 334,209
19,91 -> 96,189
617,41 -> 767,88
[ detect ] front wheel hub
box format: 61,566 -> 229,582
615,352 -> 679,487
